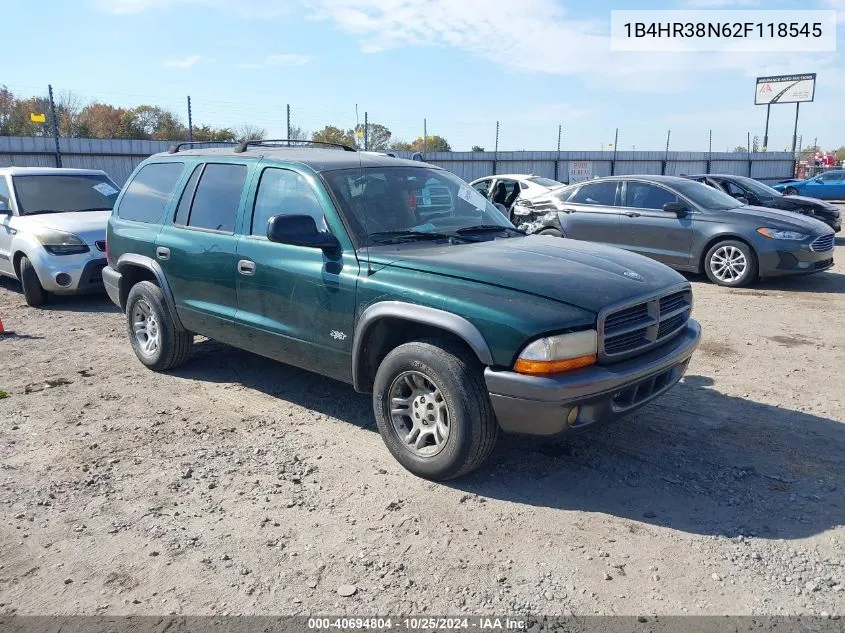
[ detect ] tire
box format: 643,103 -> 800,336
19,256 -> 47,307
784,186 -> 799,196
125,281 -> 193,371
538,228 -> 564,238
704,240 -> 758,288
372,338 -> 499,481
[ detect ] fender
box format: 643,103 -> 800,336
352,301 -> 494,392
114,253 -> 185,330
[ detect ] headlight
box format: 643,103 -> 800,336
33,227 -> 90,255
514,329 -> 597,375
756,228 -> 808,241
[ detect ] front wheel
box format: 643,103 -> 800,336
784,186 -> 799,196
19,256 -> 47,307
373,339 -> 499,480
704,240 -> 757,287
125,281 -> 193,371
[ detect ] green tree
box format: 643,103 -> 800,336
390,139 -> 414,151
396,135 -> 451,152
288,124 -> 309,141
312,125 -> 355,147
355,122 -> 392,151
834,146 -> 845,162
191,124 -> 235,142
733,145 -> 748,153
471,145 -> 485,152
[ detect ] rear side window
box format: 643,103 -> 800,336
570,181 -> 618,206
251,168 -> 327,236
186,163 -> 247,233
173,165 -> 202,226
118,162 -> 184,223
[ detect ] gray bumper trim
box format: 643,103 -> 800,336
103,265 -> 122,308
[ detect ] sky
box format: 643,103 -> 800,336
2,0 -> 843,152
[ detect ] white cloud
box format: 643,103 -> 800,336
683,0 -> 760,7
308,0 -> 839,94
96,0 -> 289,18
823,0 -> 845,22
162,54 -> 202,68
237,54 -> 312,69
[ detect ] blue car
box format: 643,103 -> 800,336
773,170 -> 845,201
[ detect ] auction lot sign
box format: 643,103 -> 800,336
568,161 -> 593,183
755,73 -> 816,105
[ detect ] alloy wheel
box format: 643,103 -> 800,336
387,371 -> 451,457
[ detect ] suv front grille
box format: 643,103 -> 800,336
599,287 -> 692,362
810,233 -> 834,253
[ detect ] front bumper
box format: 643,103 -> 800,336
27,247 -> 108,295
757,238 -> 835,278
486,320 -> 701,436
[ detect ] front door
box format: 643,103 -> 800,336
615,181 -> 693,267
0,177 -> 15,276
155,161 -> 250,342
559,180 -> 622,244
234,165 -> 359,383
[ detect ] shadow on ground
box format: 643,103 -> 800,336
0,277 -> 119,313
685,270 -> 845,295
171,340 -> 844,541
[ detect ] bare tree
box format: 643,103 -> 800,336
233,123 -> 266,142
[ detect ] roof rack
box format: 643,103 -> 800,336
233,139 -> 357,153
167,141 -> 238,154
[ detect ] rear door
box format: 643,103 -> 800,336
559,180 -> 622,244
615,180 -> 693,267
155,160 -> 252,342
234,164 -> 359,383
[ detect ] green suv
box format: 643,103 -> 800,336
103,141 -> 701,480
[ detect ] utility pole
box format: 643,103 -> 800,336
661,130 -> 670,175
762,103 -> 771,151
493,120 -> 499,175
364,111 -> 369,151
47,84 -> 61,168
707,129 -> 712,174
187,96 -> 193,142
610,128 -> 619,176
554,124 -> 561,181
423,118 -> 427,155
791,102 -> 800,154
286,104 -> 291,145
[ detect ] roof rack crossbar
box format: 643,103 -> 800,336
233,139 -> 358,153
167,140 -> 239,154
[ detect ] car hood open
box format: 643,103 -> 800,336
367,236 -> 688,314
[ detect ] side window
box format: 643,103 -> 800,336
570,182 -> 618,206
251,168 -> 327,237
626,182 -> 677,210
555,187 -> 577,203
118,162 -> 184,223
0,178 -> 10,211
721,180 -> 745,197
472,179 -> 491,199
186,163 -> 247,233
173,164 -> 202,226
820,171 -> 843,182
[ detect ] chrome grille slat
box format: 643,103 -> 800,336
810,233 -> 834,253
600,286 -> 692,362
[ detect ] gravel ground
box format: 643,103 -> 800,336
0,234 -> 843,618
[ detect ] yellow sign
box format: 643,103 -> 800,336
356,130 -> 364,138
30,112 -> 46,123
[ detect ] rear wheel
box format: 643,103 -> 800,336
784,186 -> 799,196
704,240 -> 757,287
125,281 -> 193,371
19,256 -> 47,307
373,339 -> 499,480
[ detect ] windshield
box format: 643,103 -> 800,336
13,174 -> 120,215
734,176 -> 782,198
322,166 -> 514,247
528,177 -> 562,187
672,179 -> 744,211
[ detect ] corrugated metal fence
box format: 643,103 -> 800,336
0,136 -> 795,185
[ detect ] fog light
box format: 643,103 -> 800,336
567,406 -> 580,425
55,272 -> 72,287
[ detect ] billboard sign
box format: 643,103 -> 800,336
755,74 -> 816,105
568,161 -> 593,183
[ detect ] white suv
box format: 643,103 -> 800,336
0,167 -> 120,306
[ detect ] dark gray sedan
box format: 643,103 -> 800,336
515,175 -> 836,287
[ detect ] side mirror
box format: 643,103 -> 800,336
663,201 -> 688,217
735,196 -> 749,205
267,214 -> 339,252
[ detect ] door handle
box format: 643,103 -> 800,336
560,208 -> 577,214
237,260 -> 256,276
624,211 -> 642,217
156,246 -> 170,260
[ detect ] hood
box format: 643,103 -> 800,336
14,211 -> 110,244
728,205 -> 833,233
779,195 -> 840,213
367,236 -> 687,314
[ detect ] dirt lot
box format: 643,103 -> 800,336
1,237 -> 844,618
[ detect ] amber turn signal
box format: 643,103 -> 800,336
514,354 -> 596,376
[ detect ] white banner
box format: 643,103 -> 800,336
568,161 -> 593,183
755,74 -> 816,105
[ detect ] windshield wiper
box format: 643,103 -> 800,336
23,209 -> 67,215
455,224 -> 525,236
75,207 -> 113,212
368,230 -> 477,244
